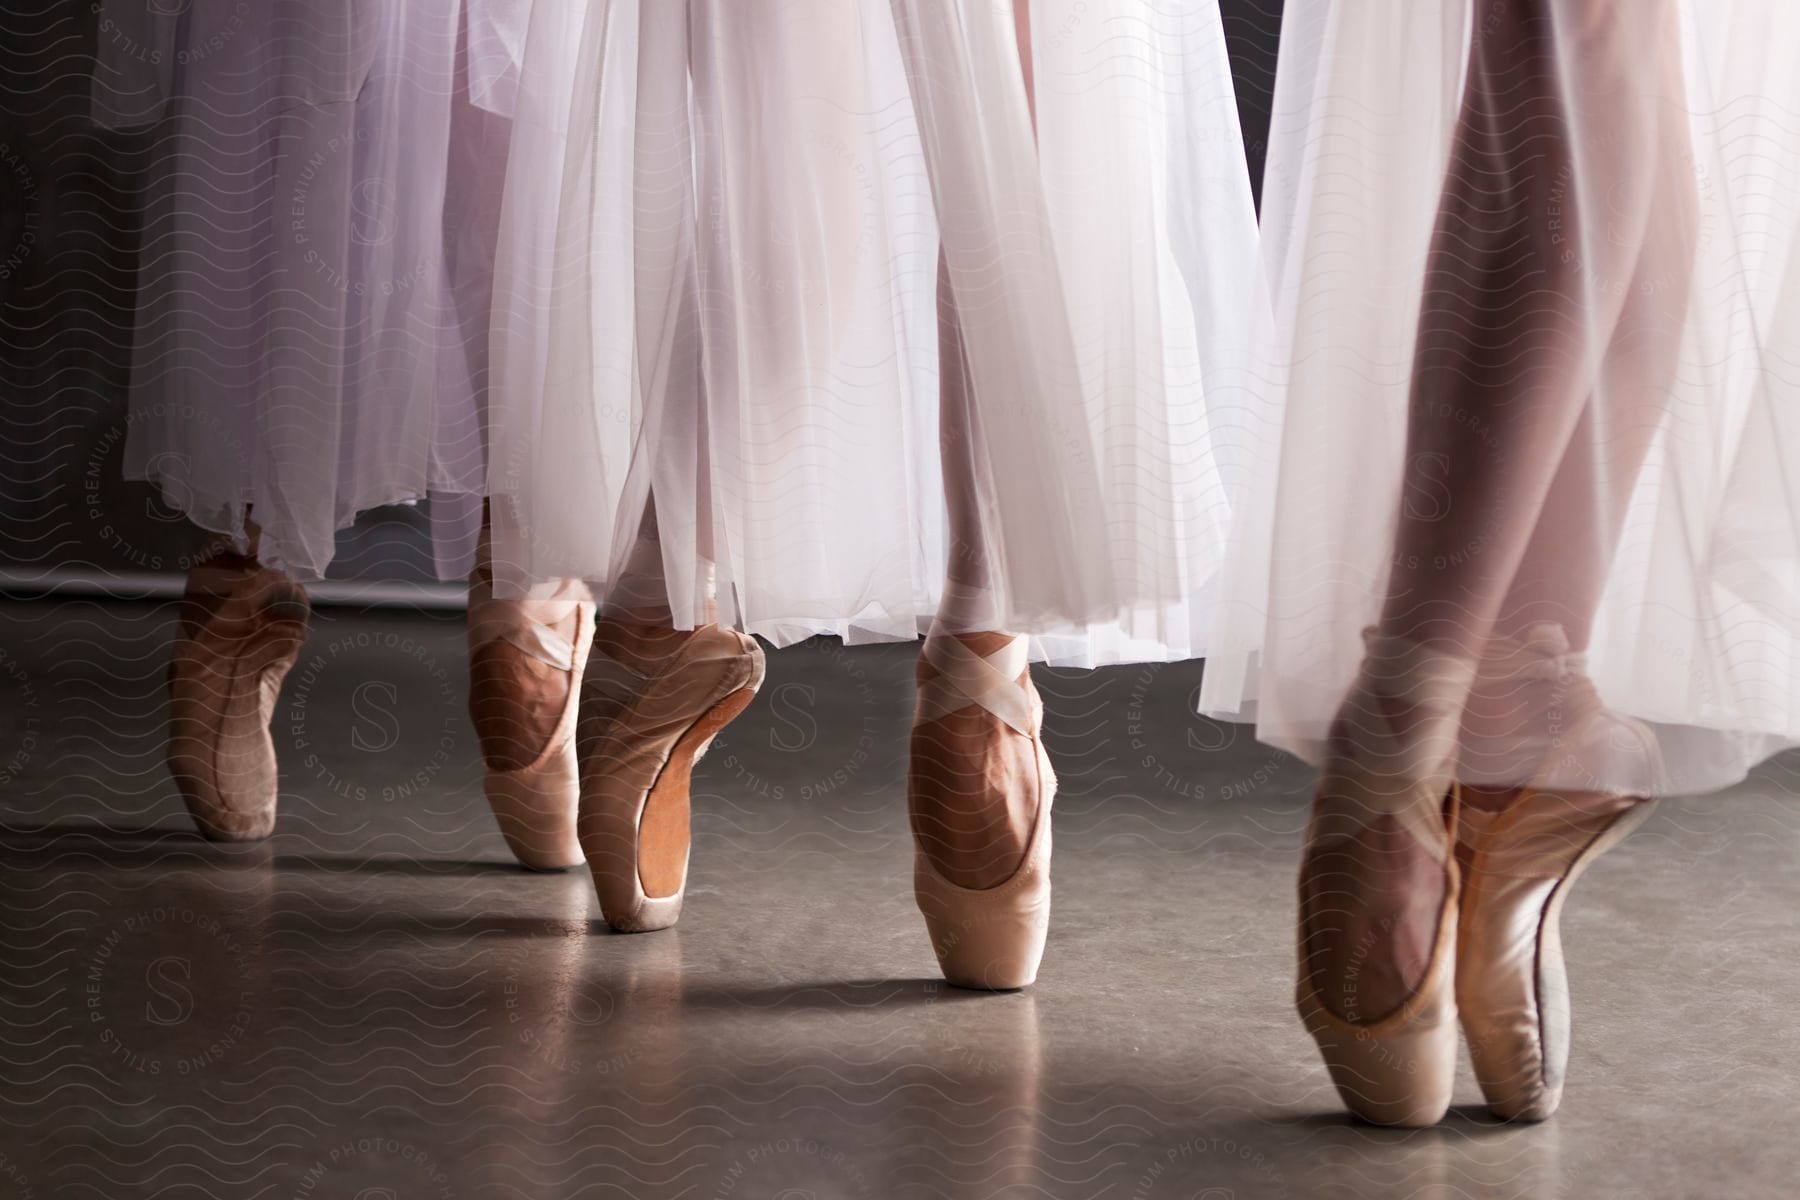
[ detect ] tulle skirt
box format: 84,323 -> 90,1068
92,0 -> 532,581
1200,0 -> 1800,796
486,0 -> 1267,666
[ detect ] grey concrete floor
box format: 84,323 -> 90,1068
1,598 -> 1797,1199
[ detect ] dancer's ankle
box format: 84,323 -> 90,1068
594,609 -> 700,675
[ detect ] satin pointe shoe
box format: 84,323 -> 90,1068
467,576 -> 596,871
167,558 -> 311,842
1455,788 -> 1654,1122
1447,626 -> 1656,1122
577,623 -> 764,933
910,631 -> 1054,991
1455,633 -> 1659,1121
1295,629 -> 1476,1126
1298,788 -> 1464,1127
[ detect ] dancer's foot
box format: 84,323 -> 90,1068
468,599 -> 581,772
910,629 -> 1054,990
1296,629 -> 1474,1126
909,630 -> 1041,889
468,573 -> 594,871
577,619 -> 763,933
168,548 -> 310,842
1302,632 -> 1478,1023
1456,784 -> 1654,1121
589,616 -> 701,689
1453,638 -> 1660,1122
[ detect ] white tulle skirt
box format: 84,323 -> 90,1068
92,0 -> 532,581
486,0 -> 1266,666
1200,0 -> 1800,796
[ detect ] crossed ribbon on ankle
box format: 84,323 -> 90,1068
915,634 -> 1035,734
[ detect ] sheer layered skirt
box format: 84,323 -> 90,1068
1199,0 -> 1800,795
93,0 -> 531,580
486,0 -> 1267,666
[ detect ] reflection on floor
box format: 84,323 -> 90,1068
1,599 -> 1796,1198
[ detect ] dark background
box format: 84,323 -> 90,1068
0,2 -> 1283,588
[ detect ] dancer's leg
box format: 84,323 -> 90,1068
1381,0 -> 1689,658
1448,15 -> 1696,1120
910,0 -> 1042,893
1307,0 -> 1693,1022
912,252 -> 1044,891
590,495 -> 709,679
1487,74 -> 1698,652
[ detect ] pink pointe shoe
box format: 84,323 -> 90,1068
1455,624 -> 1661,1121
1297,783 -> 1464,1127
467,578 -> 596,871
1295,629 -> 1475,1126
1456,786 -> 1655,1121
167,559 -> 311,841
910,631 -> 1055,991
578,623 -> 765,933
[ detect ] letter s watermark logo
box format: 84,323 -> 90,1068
143,956 -> 194,1026
349,680 -> 401,753
766,682 -> 818,753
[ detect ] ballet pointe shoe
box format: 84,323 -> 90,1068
467,577 -> 596,871
1297,785 -> 1463,1127
167,560 -> 310,842
1296,629 -> 1476,1126
910,632 -> 1054,991
577,623 -> 764,933
1456,787 -> 1655,1122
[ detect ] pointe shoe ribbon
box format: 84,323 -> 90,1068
912,633 -> 1054,991
468,588 -> 586,673
467,577 -> 595,871
914,633 -> 1034,733
1311,628 -> 1477,862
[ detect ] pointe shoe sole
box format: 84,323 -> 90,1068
601,685 -> 757,933
1458,794 -> 1656,1122
167,585 -> 309,842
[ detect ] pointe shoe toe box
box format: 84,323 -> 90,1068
186,803 -> 279,843
914,858 -> 1050,991
1298,981 -> 1460,1127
